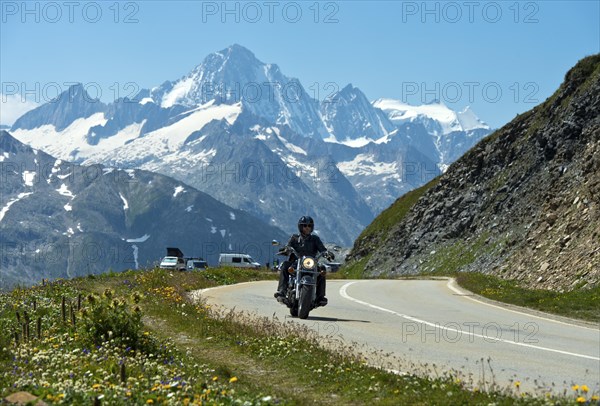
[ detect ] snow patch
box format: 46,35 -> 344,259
131,245 -> 139,268
338,154 -> 398,177
119,193 -> 129,210
126,234 -> 150,243
11,113 -> 108,160
84,102 -> 241,167
161,76 -> 195,108
22,171 -> 35,186
324,136 -> 373,148
276,134 -> 307,155
56,184 -> 75,198
173,186 -> 185,197
0,192 -> 33,222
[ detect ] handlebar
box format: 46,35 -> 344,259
277,245 -> 332,261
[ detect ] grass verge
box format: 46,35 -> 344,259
455,272 -> 600,323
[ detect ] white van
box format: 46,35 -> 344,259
159,247 -> 186,271
218,253 -> 261,269
159,256 -> 185,271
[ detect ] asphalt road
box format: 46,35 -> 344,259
192,278 -> 600,395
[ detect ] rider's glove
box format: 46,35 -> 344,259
325,251 -> 335,261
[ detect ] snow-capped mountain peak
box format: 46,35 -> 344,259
372,98 -> 489,135
12,83 -> 105,132
320,84 -> 396,145
456,106 -> 490,132
149,44 -> 327,138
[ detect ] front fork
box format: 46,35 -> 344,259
295,273 -> 317,301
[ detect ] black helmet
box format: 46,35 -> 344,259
298,215 -> 314,233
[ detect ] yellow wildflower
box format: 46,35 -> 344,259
581,385 -> 589,393
514,381 -> 521,388
229,377 -> 238,383
212,376 -> 218,381
146,399 -> 154,404
576,396 -> 586,403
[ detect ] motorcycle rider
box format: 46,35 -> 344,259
274,216 -> 334,306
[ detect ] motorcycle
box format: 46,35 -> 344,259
277,246 -> 334,319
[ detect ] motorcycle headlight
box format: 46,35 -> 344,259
302,257 -> 315,269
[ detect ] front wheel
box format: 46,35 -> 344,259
298,284 -> 313,319
289,301 -> 298,317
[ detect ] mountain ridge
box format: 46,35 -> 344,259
0,130 -> 288,289
8,44 -> 492,245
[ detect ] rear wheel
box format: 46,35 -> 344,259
298,284 -> 313,319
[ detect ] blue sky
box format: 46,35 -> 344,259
1,1 -> 598,128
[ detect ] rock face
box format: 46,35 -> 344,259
349,55 -> 600,291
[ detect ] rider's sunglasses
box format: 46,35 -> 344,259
302,224 -> 313,228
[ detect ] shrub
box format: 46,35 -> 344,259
77,294 -> 144,350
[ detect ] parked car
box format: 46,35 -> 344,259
218,253 -> 261,269
159,247 -> 210,271
186,258 -> 208,270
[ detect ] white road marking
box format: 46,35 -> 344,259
340,281 -> 600,361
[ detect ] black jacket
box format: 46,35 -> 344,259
284,233 -> 327,261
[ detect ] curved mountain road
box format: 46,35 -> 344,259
192,279 -> 600,395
